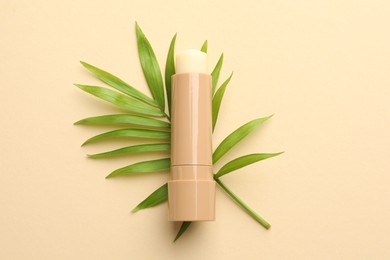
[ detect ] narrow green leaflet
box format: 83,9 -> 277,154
200,40 -> 208,53
88,143 -> 171,158
80,61 -> 157,107
215,152 -> 283,178
212,72 -> 233,132
75,84 -> 164,117
165,34 -> 176,116
135,23 -> 165,112
215,178 -> 270,229
174,222 -> 192,242
74,114 -> 170,128
106,158 -> 170,178
211,53 -> 223,95
132,183 -> 168,213
82,128 -> 170,146
213,115 -> 272,164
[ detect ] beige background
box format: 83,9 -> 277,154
1,0 -> 389,259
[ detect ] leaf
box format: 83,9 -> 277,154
88,143 -> 171,158
165,34 -> 176,116
75,84 -> 164,117
215,178 -> 270,229
106,158 -> 170,178
80,61 -> 157,107
135,22 -> 165,112
82,128 -> 170,146
74,114 -> 170,128
211,53 -> 223,95
215,152 -> 283,178
213,115 -> 273,164
212,72 -> 233,132
174,222 -> 192,242
200,40 -> 208,53
132,183 -> 168,213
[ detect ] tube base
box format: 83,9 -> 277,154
168,179 -> 216,221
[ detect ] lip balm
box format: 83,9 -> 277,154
168,49 -> 216,221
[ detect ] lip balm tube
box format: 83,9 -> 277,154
168,49 -> 216,221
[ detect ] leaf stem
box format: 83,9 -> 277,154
214,177 -> 271,229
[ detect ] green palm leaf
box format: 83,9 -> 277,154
212,72 -> 233,132
174,222 -> 192,242
200,40 -> 208,53
215,152 -> 283,178
211,53 -> 223,95
133,182 -> 168,212
106,158 -> 170,178
165,34 -> 176,116
82,128 -> 170,146
75,84 -> 164,117
132,183 -> 168,213
213,115 -> 272,164
88,143 -> 170,158
80,61 -> 157,107
75,25 -> 283,242
74,114 -> 170,128
135,23 -> 165,112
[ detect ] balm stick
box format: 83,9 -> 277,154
168,49 -> 216,221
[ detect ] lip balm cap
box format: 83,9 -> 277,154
175,49 -> 208,74
168,166 -> 215,221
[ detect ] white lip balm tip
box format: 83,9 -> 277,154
175,49 -> 208,74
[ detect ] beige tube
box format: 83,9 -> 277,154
168,50 -> 216,221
